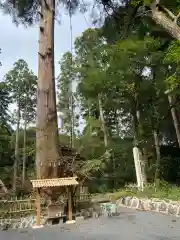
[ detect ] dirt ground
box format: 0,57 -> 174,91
0,208 -> 180,240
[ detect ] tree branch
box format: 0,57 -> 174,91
160,5 -> 176,21
44,0 -> 49,10
149,0 -> 180,40
150,0 -> 160,9
38,11 -> 43,18
174,11 -> 180,23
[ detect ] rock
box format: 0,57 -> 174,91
125,197 -> 133,206
117,196 -> 180,217
167,204 -> 177,215
159,202 -> 167,212
75,216 -> 84,221
131,198 -> 139,208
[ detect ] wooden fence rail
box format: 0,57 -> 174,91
0,193 -> 91,218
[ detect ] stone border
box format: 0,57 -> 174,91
116,196 -> 180,217
1,197 -> 180,230
0,215 -> 85,230
0,215 -> 37,230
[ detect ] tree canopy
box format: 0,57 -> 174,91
1,0 -> 180,194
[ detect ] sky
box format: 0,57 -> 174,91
0,9 -> 91,130
0,10 -> 90,78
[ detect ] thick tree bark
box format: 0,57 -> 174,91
153,129 -> 161,187
36,0 -> 60,179
150,1 -> 180,40
22,112 -> 27,186
13,104 -> 20,193
167,94 -> 180,148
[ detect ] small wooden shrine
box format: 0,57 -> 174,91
31,143 -> 89,227
31,177 -> 78,226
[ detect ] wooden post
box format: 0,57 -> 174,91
36,188 -> 41,226
68,187 -> 72,221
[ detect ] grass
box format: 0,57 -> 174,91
92,183 -> 180,202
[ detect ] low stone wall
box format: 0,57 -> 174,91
1,197 -> 180,230
116,196 -> 180,217
0,215 -> 38,230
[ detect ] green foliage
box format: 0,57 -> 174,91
94,181 -> 180,201
1,0 -> 180,196
57,52 -> 76,135
5,59 -> 37,124
67,9 -> 180,192
0,59 -> 36,189
164,41 -> 180,92
0,82 -> 11,129
0,0 -> 80,25
165,41 -> 180,64
130,0 -> 153,6
0,50 -> 11,129
75,28 -> 109,99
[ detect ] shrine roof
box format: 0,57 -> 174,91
31,177 -> 78,188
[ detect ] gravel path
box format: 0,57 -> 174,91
0,208 -> 180,240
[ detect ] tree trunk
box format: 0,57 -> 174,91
133,146 -> 143,189
150,1 -> 180,40
167,94 -> 180,148
112,153 -> 116,190
132,109 -> 142,190
132,95 -> 147,190
153,129 -> 161,187
136,106 -> 147,186
98,94 -> 108,148
22,112 -> 27,186
70,94 -> 74,148
142,147 -> 149,181
115,110 -> 120,136
36,0 -> 60,179
88,103 -> 92,135
13,105 -> 20,193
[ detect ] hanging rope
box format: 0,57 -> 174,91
80,0 -> 91,28
68,0 -> 93,148
68,2 -> 74,149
